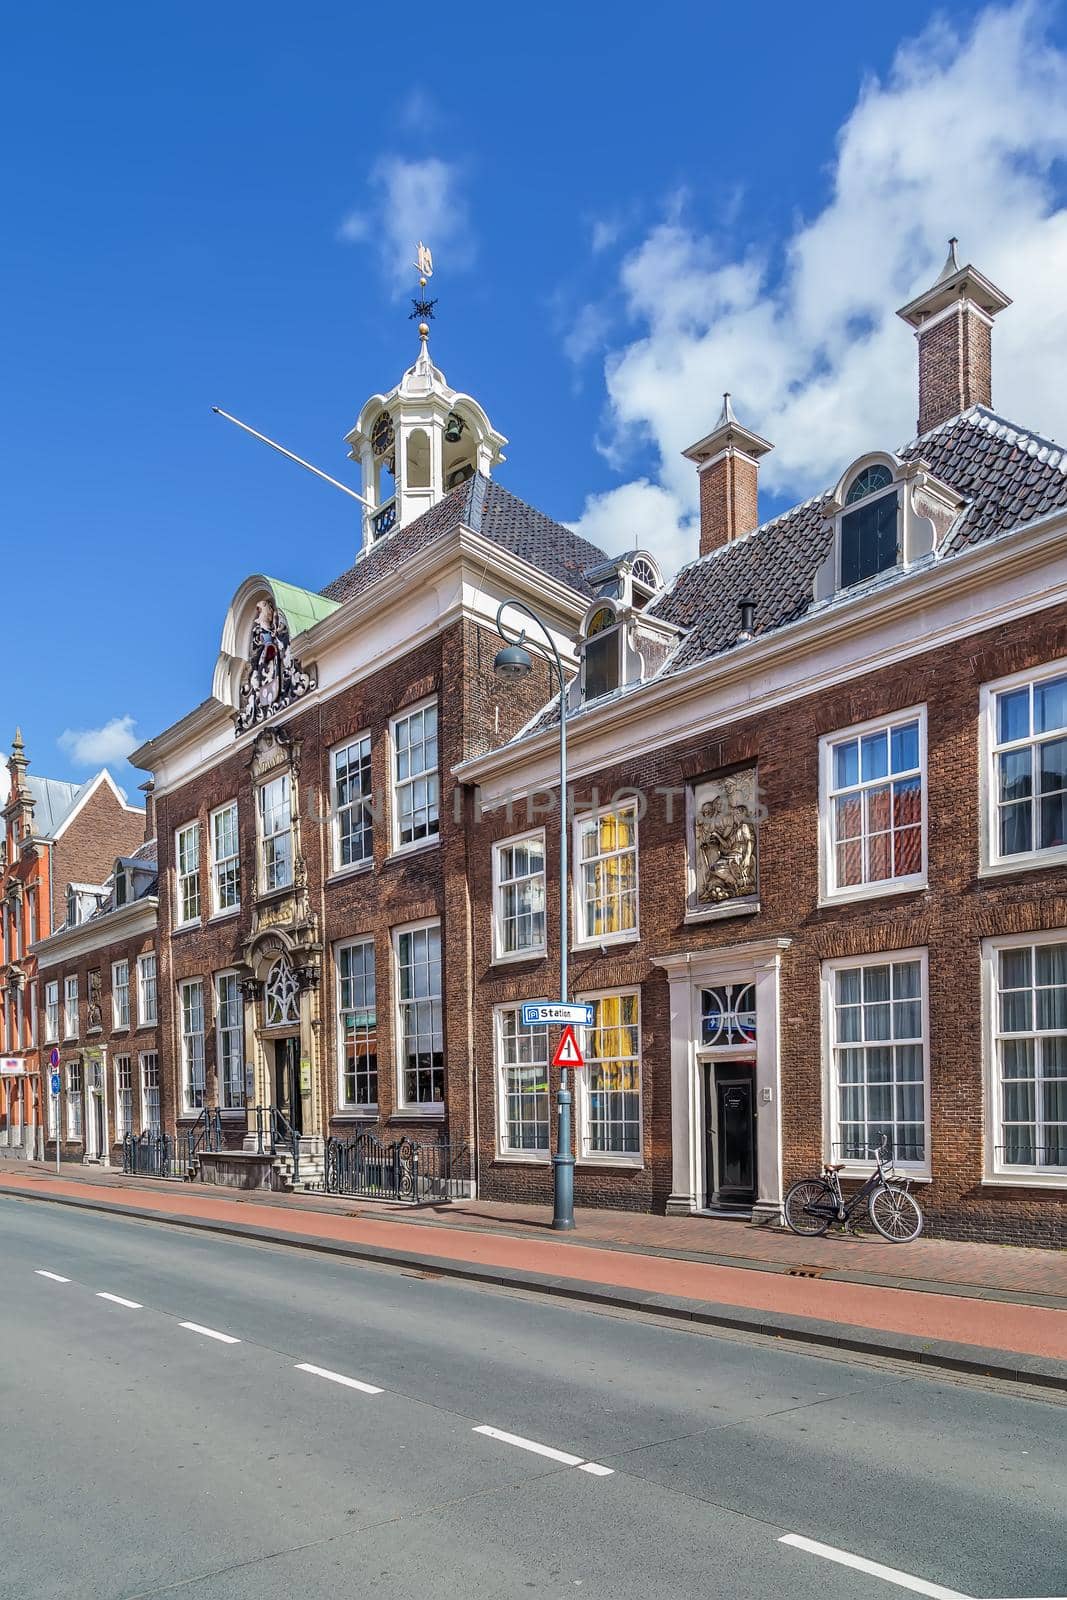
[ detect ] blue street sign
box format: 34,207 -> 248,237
521,1001 -> 595,1028
50,1072 -> 61,1096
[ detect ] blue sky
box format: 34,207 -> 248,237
4,1 -> 1067,798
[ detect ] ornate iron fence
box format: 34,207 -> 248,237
323,1129 -> 469,1203
122,1130 -> 187,1179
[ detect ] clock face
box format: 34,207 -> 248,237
371,411 -> 394,458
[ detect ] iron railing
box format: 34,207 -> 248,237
996,1143 -> 1067,1169
122,1130 -> 187,1179
251,1104 -> 301,1185
323,1128 -> 469,1204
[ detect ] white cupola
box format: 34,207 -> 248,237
345,322 -> 507,552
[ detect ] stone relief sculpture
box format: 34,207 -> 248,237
235,600 -> 317,734
692,771 -> 758,906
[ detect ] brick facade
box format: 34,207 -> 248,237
917,305 -> 993,435
698,451 -> 759,555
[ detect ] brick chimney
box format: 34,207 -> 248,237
139,779 -> 156,845
683,395 -> 773,558
897,240 -> 1011,435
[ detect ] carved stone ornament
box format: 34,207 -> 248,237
87,969 -> 103,1031
690,769 -> 759,908
235,599 -> 317,735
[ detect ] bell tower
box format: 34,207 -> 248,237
344,250 -> 507,552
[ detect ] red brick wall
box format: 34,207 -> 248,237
51,781 -> 146,928
917,305 -> 992,434
699,452 -> 759,555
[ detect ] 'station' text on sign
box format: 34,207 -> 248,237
520,1002 -> 595,1028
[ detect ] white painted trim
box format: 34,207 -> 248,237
52,769 -> 144,841
174,819 -> 202,931
573,984 -> 644,1166
818,704 -> 928,904
328,729 -> 374,876
391,917 -> 443,1115
492,1001 -> 551,1161
572,799 -> 640,950
979,653 -> 1067,873
912,296 -> 994,336
980,927 -> 1067,1187
491,826 -> 547,964
208,798 -> 241,919
334,933 -> 378,1116
388,695 -> 441,857
32,896 -> 157,967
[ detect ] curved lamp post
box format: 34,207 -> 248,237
493,600 -> 575,1232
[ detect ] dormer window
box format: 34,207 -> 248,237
114,866 -> 128,907
840,464 -> 899,588
583,605 -> 622,702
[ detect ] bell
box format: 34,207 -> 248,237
444,412 -> 464,444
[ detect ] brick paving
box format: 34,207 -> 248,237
3,1165 -> 1066,1364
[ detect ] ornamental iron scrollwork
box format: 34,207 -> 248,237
701,983 -> 757,1047
264,956 -> 300,1026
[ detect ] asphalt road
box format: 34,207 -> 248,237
1,1196 -> 1065,1600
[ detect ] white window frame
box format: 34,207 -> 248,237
114,1055 -> 134,1141
44,980 -> 59,1044
67,1059 -> 83,1140
112,959 -> 130,1031
175,822 -> 201,928
572,800 -> 640,950
331,733 -> 374,875
493,1003 -> 551,1160
64,975 -> 79,1040
392,918 -> 444,1113
179,978 -> 206,1115
492,828 -> 547,963
982,929 -> 1067,1188
210,800 -> 241,918
819,705 -> 928,906
821,947 -> 931,1179
335,937 -> 378,1113
257,776 -> 293,893
214,970 -> 245,1112
574,987 -> 643,1167
137,953 -> 158,1026
28,979 -> 36,1048
140,1051 -> 161,1134
980,658 -> 1067,875
390,698 -> 440,855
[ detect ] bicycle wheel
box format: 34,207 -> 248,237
783,1178 -> 833,1236
868,1184 -> 923,1242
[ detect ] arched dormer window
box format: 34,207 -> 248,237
582,604 -> 622,702
840,462 -> 899,589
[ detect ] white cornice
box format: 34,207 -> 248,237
32,898 -> 158,968
457,506 -> 1067,801
651,937 -> 792,977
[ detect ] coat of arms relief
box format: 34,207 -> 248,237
235,599 -> 317,734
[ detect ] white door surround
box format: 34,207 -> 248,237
652,937 -> 790,1220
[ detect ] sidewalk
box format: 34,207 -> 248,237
3,1162 -> 1065,1389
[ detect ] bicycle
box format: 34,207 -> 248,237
783,1136 -> 924,1242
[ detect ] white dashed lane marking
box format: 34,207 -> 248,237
780,1534 -> 971,1599
35,1270 -> 70,1283
96,1292 -> 143,1309
294,1362 -> 382,1394
179,1321 -> 241,1345
473,1425 -> 614,1477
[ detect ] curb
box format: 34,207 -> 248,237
4,1184 -> 1065,1395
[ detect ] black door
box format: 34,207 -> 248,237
274,1038 -> 303,1135
715,1071 -> 756,1204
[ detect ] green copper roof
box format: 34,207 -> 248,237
263,578 -> 340,638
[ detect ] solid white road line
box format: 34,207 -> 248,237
179,1321 -> 241,1345
473,1425 -> 614,1477
96,1292 -> 143,1310
35,1270 -> 70,1283
779,1534 -> 971,1599
294,1362 -> 382,1395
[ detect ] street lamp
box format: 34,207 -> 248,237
493,600 -> 575,1232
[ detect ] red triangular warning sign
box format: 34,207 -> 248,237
551,1025 -> 584,1069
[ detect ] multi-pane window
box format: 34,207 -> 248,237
392,702 -> 439,849
989,668 -> 1067,863
64,976 -> 78,1039
581,992 -> 641,1158
825,713 -> 924,896
333,736 -> 373,870
137,954 -> 158,1026
112,960 -> 130,1030
493,833 -> 546,959
993,940 -> 1067,1171
839,467 -> 898,589
28,980 -> 36,1047
176,822 -> 201,925
44,981 -> 59,1043
115,1056 -> 134,1140
179,979 -> 206,1113
337,940 -> 377,1109
575,805 -> 638,944
67,1060 -> 83,1139
27,888 -> 36,948
215,973 -> 244,1110
497,1009 -> 550,1154
140,1052 -> 161,1133
395,922 -> 443,1106
827,955 -> 927,1167
257,776 -> 293,891
211,802 -> 240,914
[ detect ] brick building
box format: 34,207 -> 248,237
456,245 -> 1067,1245
1,731 -> 145,1158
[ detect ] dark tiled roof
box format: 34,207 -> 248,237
651,406 -> 1067,677
321,474 -> 608,606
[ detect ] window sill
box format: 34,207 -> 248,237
219,1108 -> 246,1119
135,1022 -> 158,1033
684,899 -> 760,926
982,1172 -> 1067,1190
387,837 -> 441,864
819,875 -> 927,909
576,1156 -> 644,1171
388,1107 -> 445,1122
172,921 -> 202,936
495,1151 -> 551,1166
256,884 -> 295,906
491,948 -> 548,968
326,861 -> 374,887
834,1164 -> 932,1184
208,907 -> 242,924
978,850 -> 1067,879
331,1109 -> 380,1122
112,1026 -> 130,1035
571,934 -> 641,955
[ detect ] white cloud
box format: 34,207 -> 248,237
339,156 -> 473,293
566,478 -> 695,576
58,715 -> 138,768
570,2 -> 1067,574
